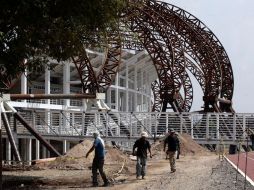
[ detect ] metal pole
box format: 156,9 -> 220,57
10,93 -> 96,100
1,113 -> 21,161
0,102 -> 2,190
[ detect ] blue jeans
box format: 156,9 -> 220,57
136,157 -> 147,177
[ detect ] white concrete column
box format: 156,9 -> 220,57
63,62 -> 70,130
233,113 -> 236,141
107,88 -> 112,109
44,64 -> 51,133
191,115 -> 194,138
216,114 -> 220,140
63,62 -> 70,106
6,139 -> 11,164
115,73 -> 119,110
134,66 -> 137,111
63,140 -> 67,154
206,114 -> 210,139
27,138 -> 32,165
126,64 -> 129,112
21,69 -> 27,102
141,71 -> 144,111
36,140 -> 40,160
42,146 -> 47,159
45,63 -> 51,104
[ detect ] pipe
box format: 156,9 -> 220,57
1,113 -> 21,161
10,93 -> 96,100
14,112 -> 61,157
217,98 -> 231,104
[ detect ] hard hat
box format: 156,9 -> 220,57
141,131 -> 148,137
169,128 -> 175,133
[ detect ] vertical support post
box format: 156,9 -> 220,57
21,69 -> 27,103
155,113 -> 158,138
27,138 -> 32,165
149,113 -> 152,135
106,113 -> 108,137
134,66 -> 137,111
45,63 -> 51,104
63,140 -> 67,155
36,140 -> 40,160
216,114 -> 220,140
180,113 -> 183,134
0,105 -> 2,190
82,112 -> 85,136
126,64 -> 129,112
45,63 -> 51,133
6,140 -> 11,164
2,113 -> 21,161
243,114 -> 246,139
141,71 -> 144,111
42,146 -> 47,159
118,113 -> 121,136
59,111 -> 63,135
107,88 -> 111,110
115,72 -> 119,110
191,114 -> 194,139
206,113 -> 210,139
63,62 -> 70,133
233,113 -> 236,141
130,113 -> 132,138
166,113 -> 168,134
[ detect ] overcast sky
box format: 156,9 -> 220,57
163,0 -> 254,113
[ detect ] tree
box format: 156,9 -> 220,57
0,0 -> 126,86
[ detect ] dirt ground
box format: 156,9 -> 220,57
3,134 -> 254,190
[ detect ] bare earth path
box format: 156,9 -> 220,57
4,154 -> 254,189
110,155 -> 218,190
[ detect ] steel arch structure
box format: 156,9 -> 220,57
1,0 -> 234,113
76,0 -> 234,113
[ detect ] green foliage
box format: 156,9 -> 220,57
0,0 -> 126,77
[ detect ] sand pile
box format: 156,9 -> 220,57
152,133 -> 210,157
38,139 -> 130,170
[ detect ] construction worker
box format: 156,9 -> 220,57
164,128 -> 178,173
132,131 -> 152,180
175,132 -> 180,159
165,132 -> 180,160
86,131 -> 109,187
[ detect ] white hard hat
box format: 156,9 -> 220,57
141,131 -> 148,137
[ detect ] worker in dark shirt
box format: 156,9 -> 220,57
164,128 -> 178,172
133,131 -> 152,179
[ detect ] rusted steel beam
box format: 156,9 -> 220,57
14,112 -> 61,157
10,93 -> 96,100
72,49 -> 99,94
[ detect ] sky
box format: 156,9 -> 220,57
163,0 -> 254,113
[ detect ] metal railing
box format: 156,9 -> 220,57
2,110 -> 254,144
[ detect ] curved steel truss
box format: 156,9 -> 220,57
1,0 -> 234,113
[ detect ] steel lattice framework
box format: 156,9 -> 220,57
1,0 -> 234,113
77,0 -> 234,112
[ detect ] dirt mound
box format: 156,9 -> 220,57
152,133 -> 210,157
37,139 -> 130,170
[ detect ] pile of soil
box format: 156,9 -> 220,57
152,133 -> 210,157
37,139 -> 131,171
